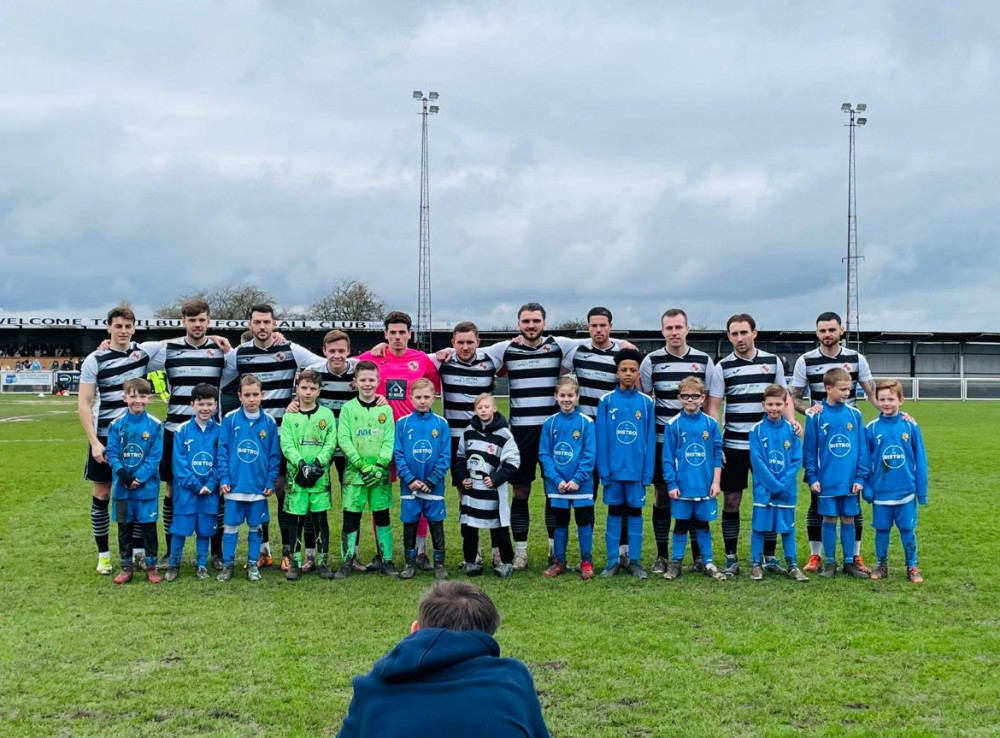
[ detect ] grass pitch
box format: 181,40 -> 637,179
1,395 -> 998,737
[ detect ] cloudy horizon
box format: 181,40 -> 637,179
1,2 -> 997,332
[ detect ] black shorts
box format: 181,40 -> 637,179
84,443 -> 112,484
450,436 -> 463,488
159,429 -> 175,483
510,425 -> 541,486
720,447 -> 751,494
653,439 -> 666,485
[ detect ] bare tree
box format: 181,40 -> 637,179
552,317 -> 587,331
308,279 -> 385,321
155,283 -> 280,320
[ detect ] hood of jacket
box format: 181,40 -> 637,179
470,412 -> 509,435
372,627 -> 501,685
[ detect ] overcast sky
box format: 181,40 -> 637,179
1,2 -> 997,331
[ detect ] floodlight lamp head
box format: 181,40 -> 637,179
429,105 -> 439,114
857,117 -> 867,125
841,103 -> 851,112
413,91 -> 423,100
428,92 -> 439,100
856,103 -> 867,111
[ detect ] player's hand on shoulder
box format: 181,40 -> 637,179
287,397 -> 301,414
791,419 -> 803,436
805,404 -> 823,418
370,342 -> 388,358
271,332 -> 287,345
209,335 -> 232,352
620,340 -> 637,351
98,339 -> 111,351
435,348 -> 454,363
374,394 -> 388,406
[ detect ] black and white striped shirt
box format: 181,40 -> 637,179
791,347 -> 873,406
308,358 -> 357,419
435,351 -> 500,437
456,416 -> 520,529
163,338 -> 231,431
483,336 -> 579,428
709,349 -> 787,450
227,341 -> 323,424
639,347 -> 715,442
80,341 -> 162,440
562,340 -> 622,418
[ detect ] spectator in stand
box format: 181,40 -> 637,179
61,359 -> 73,371
30,359 -> 42,371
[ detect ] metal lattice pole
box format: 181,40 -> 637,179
413,91 -> 439,352
842,103 -> 867,350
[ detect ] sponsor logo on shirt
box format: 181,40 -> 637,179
881,445 -> 906,469
192,451 -> 214,476
412,439 -> 433,462
684,443 -> 707,466
768,450 -> 785,473
616,421 -> 638,445
386,379 -> 407,401
237,439 -> 260,463
123,443 -> 144,467
554,441 -> 575,466
828,434 -> 852,458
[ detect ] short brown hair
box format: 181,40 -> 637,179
763,383 -> 787,401
678,376 -> 704,395
418,581 -> 501,635
875,379 -> 904,400
355,360 -> 379,377
323,329 -> 351,349
297,368 -> 322,387
107,303 -> 136,324
123,377 -> 151,395
453,321 -> 479,337
181,298 -> 210,318
726,313 -> 756,332
384,311 -> 412,330
240,374 -> 263,391
661,308 -> 688,325
823,367 -> 851,386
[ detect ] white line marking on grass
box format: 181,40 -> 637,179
0,438 -> 69,442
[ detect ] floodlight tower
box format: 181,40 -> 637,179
841,102 -> 867,349
413,90 -> 439,352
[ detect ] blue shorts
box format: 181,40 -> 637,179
112,497 -> 158,524
400,496 -> 446,524
170,511 -> 219,538
752,504 -> 796,534
671,497 -> 718,522
872,498 -> 918,531
224,499 -> 270,528
818,494 -> 860,518
602,481 -> 646,508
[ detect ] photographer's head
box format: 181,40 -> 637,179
412,581 -> 501,636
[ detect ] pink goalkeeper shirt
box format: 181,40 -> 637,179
355,348 -> 441,420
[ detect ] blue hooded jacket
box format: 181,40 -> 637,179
337,627 -> 549,738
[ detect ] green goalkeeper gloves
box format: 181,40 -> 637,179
360,464 -> 387,487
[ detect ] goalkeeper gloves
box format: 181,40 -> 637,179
294,460 -> 326,488
116,469 -> 137,487
360,464 -> 387,487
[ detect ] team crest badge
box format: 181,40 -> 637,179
702,430 -> 709,440
259,430 -> 267,439
276,352 -> 286,362
131,352 -> 140,360
635,411 -> 642,420
431,429 -> 438,438
141,432 -> 150,441
843,363 -> 851,371
487,444 -> 496,454
573,430 -> 581,440
847,422 -> 854,431
784,440 -> 791,449
902,432 -> 909,442
206,349 -> 215,358
408,361 -> 419,371
761,365 -> 771,374
318,420 -> 327,430
542,345 -> 552,353
691,363 -> 699,372
378,413 -> 387,424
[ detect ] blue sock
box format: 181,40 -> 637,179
781,531 -> 797,567
875,529 -> 890,564
899,528 -> 917,568
169,534 -> 186,567
840,519 -> 856,566
822,521 -> 837,563
627,514 -> 643,562
222,531 -> 238,567
605,515 -> 622,567
554,527 -> 569,563
145,554 -> 157,570
247,527 -> 262,565
695,528 -> 713,565
195,536 -> 209,568
671,533 -> 687,562
750,531 -> 764,565
578,524 -> 593,564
